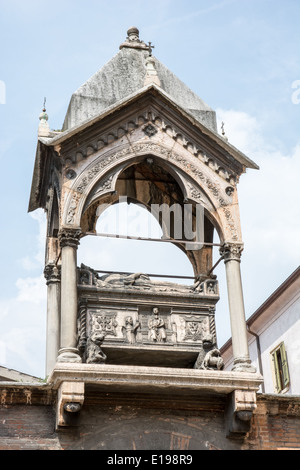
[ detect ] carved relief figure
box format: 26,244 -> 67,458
193,333 -> 224,371
122,316 -> 140,344
95,272 -> 151,288
207,281 -> 217,294
202,348 -> 224,370
85,332 -> 107,364
148,308 -> 167,343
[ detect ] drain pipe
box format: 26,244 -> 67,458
247,325 -> 265,393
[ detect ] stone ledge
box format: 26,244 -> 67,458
48,363 -> 263,395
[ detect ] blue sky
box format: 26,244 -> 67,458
0,0 -> 299,377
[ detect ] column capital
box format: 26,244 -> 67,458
220,242 -> 244,263
44,263 -> 61,285
58,228 -> 82,249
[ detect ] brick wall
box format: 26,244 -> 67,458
0,388 -> 299,450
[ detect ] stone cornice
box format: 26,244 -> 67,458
59,105 -> 241,185
47,363 -> 263,395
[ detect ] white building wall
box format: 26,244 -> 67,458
255,293 -> 300,395
222,275 -> 300,396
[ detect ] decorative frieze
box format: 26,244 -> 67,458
61,107 -> 239,184
76,266 -> 221,368
63,141 -> 238,240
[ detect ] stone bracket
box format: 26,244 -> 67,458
225,390 -> 257,439
50,365 -> 262,434
56,381 -> 85,429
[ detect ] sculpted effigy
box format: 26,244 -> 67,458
85,332 -> 107,364
95,272 -> 152,288
193,334 -> 224,371
122,316 -> 140,344
148,308 -> 167,343
202,348 -> 224,370
79,264 -> 219,297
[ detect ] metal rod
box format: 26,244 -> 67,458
84,232 -> 222,247
207,255 -> 225,276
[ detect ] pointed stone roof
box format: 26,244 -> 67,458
62,27 -> 217,133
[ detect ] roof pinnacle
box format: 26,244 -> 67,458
120,27 -> 152,54
38,97 -> 50,137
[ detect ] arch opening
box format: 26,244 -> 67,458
79,158 -> 220,278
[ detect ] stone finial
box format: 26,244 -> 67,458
144,55 -> 161,87
38,98 -> 50,137
127,26 -> 140,42
120,26 -> 149,51
221,121 -> 228,142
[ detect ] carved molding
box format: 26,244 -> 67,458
62,106 -> 238,184
78,300 -> 88,354
66,193 -> 81,225
63,142 -> 236,236
61,140 -> 242,245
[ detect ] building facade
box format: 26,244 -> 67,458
1,28 -> 300,451
221,266 -> 300,395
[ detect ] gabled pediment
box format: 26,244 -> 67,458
29,84 -> 258,215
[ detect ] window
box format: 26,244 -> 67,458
271,342 -> 290,393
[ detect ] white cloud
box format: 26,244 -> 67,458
0,295 -> 46,377
20,209 -> 47,271
0,210 -> 47,377
216,108 -> 300,316
16,274 -> 46,304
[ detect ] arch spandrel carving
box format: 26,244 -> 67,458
61,140 -> 241,244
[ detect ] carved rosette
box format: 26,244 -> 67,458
220,243 -> 244,263
58,228 -> 82,249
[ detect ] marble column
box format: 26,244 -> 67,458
57,228 -> 82,363
220,243 -> 255,372
44,264 -> 61,375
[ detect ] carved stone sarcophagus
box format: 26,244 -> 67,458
77,265 -> 222,369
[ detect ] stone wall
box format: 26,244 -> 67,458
0,388 -> 299,450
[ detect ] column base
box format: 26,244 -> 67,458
232,357 -> 256,373
57,348 -> 82,364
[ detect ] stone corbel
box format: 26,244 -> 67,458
56,381 -> 85,429
225,390 -> 257,439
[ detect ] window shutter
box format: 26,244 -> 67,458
272,351 -> 281,392
280,342 -> 290,388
